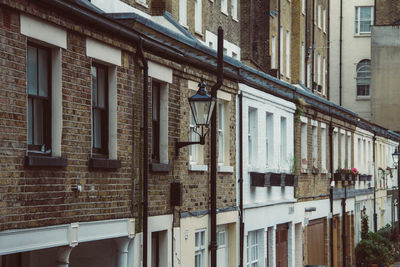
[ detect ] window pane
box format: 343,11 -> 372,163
201,231 -> 205,246
153,84 -> 160,121
33,99 -> 44,145
97,67 -> 106,108
28,98 -> 33,145
195,232 -> 199,247
360,7 -> 370,20
360,21 -> 370,33
218,132 -> 224,163
91,66 -> 97,106
93,109 -> 102,148
38,48 -> 49,97
27,45 -> 38,95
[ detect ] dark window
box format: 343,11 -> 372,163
152,81 -> 160,162
91,63 -> 108,154
356,59 -> 370,96
27,43 -> 51,152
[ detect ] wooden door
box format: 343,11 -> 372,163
307,218 -> 326,266
276,224 -> 288,267
332,216 -> 340,267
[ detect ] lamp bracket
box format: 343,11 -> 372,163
176,136 -> 205,156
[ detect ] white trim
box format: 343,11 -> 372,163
311,120 -> 318,127
0,219 -> 135,255
217,90 -> 232,102
300,116 -> 308,124
148,61 -> 173,84
218,165 -> 234,173
51,48 -> 63,157
108,66 -> 118,160
86,38 -> 122,66
321,122 -> 326,129
20,14 -> 67,49
189,164 -> 208,172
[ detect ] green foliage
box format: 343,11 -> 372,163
361,215 -> 369,240
355,232 -> 393,266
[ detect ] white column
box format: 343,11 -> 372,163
56,246 -> 73,267
288,222 -> 295,267
114,237 -> 132,267
268,226 -> 276,267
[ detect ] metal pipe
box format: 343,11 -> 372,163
339,0 -> 343,105
238,92 -> 244,267
342,185 -> 347,267
137,39 -> 149,267
312,0 -> 315,93
305,0 -> 309,88
397,146 -> 400,231
327,0 -> 330,100
373,134 -> 377,232
210,26 -> 224,267
278,0 -> 281,78
329,123 -> 334,267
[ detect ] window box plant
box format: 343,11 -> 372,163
334,168 -> 358,181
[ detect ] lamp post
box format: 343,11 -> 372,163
392,147 -> 400,231
176,27 -> 224,267
175,78 -> 216,154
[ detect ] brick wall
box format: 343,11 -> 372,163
0,2 -> 136,231
376,0 -> 400,25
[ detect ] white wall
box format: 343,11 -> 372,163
239,83 -> 296,205
329,0 -> 374,119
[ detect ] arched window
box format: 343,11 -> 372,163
356,59 -> 371,96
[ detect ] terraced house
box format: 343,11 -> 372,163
1,0 -> 400,267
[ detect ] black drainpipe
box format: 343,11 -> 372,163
373,134 -> 377,232
311,0 -> 315,93
305,0 -> 308,88
327,0 -> 330,100
239,92 -> 244,267
278,0 -> 281,79
210,27 -> 224,267
339,0 -> 343,105
342,185 -> 347,267
329,122 -> 334,267
137,39 -> 149,267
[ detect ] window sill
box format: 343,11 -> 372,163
195,31 -> 204,37
232,17 -> 239,23
180,23 -> 189,30
150,163 -> 173,173
135,1 -> 149,8
89,158 -> 121,170
188,164 -> 208,172
218,165 -> 234,173
25,155 -> 67,167
221,11 -> 229,17
356,96 -> 371,101
301,167 -> 308,174
354,33 -> 371,37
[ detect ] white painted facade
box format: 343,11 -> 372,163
329,0 -> 374,119
238,83 -> 296,267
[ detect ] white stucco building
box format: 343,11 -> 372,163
329,0 -> 374,119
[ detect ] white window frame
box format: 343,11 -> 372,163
190,111 -> 199,164
312,124 -> 318,169
301,118 -> 308,172
248,107 -> 258,167
318,5 -> 322,29
333,129 -> 338,171
347,134 -> 352,168
321,124 -> 327,171
271,36 -> 276,69
302,0 -> 305,14
179,0 -> 188,27
355,6 -> 374,35
195,0 -> 202,34
322,57 -> 326,94
221,0 -> 228,15
341,132 -> 346,168
323,9 -> 327,33
286,30 -> 291,78
266,113 -> 274,167
135,0 -> 148,7
231,0 -> 238,20
195,230 -> 206,267
356,60 -> 371,97
317,54 -> 321,86
218,102 -> 225,164
280,117 -> 288,169
314,0 -> 317,25
246,231 -> 260,267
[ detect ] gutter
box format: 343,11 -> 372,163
339,0 -> 343,105
238,92 -> 244,267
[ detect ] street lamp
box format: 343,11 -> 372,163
176,78 -> 216,154
392,147 -> 400,231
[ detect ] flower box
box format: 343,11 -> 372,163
359,174 -> 372,181
334,173 -> 346,181
266,172 -> 283,186
250,172 -> 267,187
